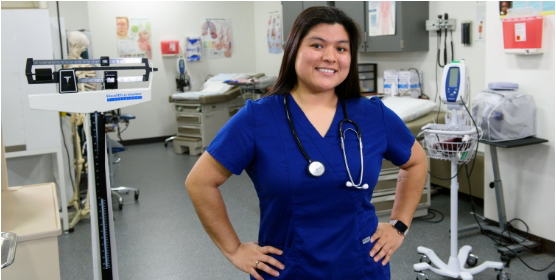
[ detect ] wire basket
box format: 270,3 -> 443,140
422,124 -> 480,164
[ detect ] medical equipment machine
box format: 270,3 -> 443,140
427,13 -> 456,68
471,83 -> 536,142
25,57 -> 157,280
414,60 -> 507,280
175,56 -> 190,92
284,93 -> 368,189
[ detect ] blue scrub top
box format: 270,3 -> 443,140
207,93 -> 415,279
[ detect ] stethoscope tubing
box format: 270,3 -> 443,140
284,93 -> 367,188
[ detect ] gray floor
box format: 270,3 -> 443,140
59,142 -> 554,280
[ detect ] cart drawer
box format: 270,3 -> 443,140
175,103 -> 201,113
374,178 -> 397,193
359,72 -> 375,80
176,113 -> 201,124
358,64 -> 375,72
372,193 -> 427,213
177,125 -> 201,137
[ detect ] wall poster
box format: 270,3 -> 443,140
368,1 -> 396,36
116,17 -> 152,59
267,11 -> 283,54
202,18 -> 233,59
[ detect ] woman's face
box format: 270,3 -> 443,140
294,23 -> 351,94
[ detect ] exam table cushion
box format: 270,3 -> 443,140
379,96 -> 436,123
170,86 -> 241,104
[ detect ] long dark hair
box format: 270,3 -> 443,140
266,6 -> 361,99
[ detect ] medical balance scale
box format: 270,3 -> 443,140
25,57 -> 157,280
414,60 -> 508,280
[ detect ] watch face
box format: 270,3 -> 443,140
394,221 -> 408,233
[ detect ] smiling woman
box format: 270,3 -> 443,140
186,5 -> 428,280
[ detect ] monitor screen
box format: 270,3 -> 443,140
449,68 -> 459,87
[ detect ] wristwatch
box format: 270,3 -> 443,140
389,220 -> 409,236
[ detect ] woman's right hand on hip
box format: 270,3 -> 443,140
227,242 -> 285,280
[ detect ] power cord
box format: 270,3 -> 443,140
464,164 -> 555,272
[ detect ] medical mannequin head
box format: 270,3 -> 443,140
67,31 -> 90,59
267,6 -> 361,99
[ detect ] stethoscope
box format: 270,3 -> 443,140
284,93 -> 369,189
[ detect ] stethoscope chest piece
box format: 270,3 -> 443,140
308,161 -> 325,177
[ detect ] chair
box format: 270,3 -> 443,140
106,135 -> 139,210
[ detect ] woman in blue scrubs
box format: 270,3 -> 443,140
186,6 -> 428,279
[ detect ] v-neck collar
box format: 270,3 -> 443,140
286,93 -> 343,140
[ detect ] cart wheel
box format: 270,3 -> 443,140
496,269 -> 510,280
415,271 -> 429,280
135,190 -> 140,200
119,203 -> 123,210
419,254 -> 431,265
164,142 -> 168,147
467,253 -> 478,267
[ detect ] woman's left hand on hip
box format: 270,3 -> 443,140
369,222 -> 405,266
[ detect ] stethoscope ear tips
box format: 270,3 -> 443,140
346,181 -> 353,187
362,184 -> 369,189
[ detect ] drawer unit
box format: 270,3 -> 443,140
172,96 -> 245,153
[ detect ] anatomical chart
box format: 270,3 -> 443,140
116,17 -> 152,59
202,18 -> 233,59
368,1 -> 396,36
267,11 -> 283,54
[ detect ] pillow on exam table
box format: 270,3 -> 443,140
379,96 -> 436,123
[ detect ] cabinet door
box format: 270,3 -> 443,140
365,1 -> 403,52
334,1 -> 367,53
282,1 -> 303,44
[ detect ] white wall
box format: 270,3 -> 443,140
47,1 -> 90,32
87,1 -> 257,141
483,2 -> 555,241
254,1 -> 284,77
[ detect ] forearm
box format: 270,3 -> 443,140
390,160 -> 428,228
187,182 -> 241,258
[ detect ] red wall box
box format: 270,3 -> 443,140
161,40 -> 180,55
502,16 -> 544,55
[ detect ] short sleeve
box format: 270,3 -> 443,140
377,98 -> 415,166
206,100 -> 255,175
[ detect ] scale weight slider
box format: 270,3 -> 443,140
104,71 -> 118,89
59,69 -> 78,93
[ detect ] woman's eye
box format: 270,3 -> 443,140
337,47 -> 348,52
312,44 -> 323,49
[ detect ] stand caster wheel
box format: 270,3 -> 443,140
119,203 -> 123,210
164,142 -> 168,147
134,190 -> 139,200
467,253 -> 478,267
419,254 -> 431,265
415,271 -> 429,280
496,269 -> 511,280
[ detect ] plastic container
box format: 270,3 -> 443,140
502,8 -> 544,54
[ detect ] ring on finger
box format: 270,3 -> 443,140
255,261 -> 260,269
